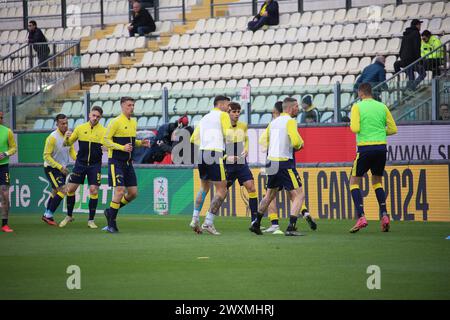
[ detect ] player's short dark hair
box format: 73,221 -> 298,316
282,97 -> 297,110
421,30 -> 431,38
229,102 -> 241,111
358,83 -> 372,96
91,106 -> 103,115
55,113 -> 67,122
214,95 -> 230,106
274,101 -> 283,114
120,96 -> 135,104
29,20 -> 37,27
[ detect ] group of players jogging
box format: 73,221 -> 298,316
0,82 -> 397,235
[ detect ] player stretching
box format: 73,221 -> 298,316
250,97 -> 306,236
0,111 -> 17,232
224,102 -> 259,223
189,96 -> 232,235
349,83 -> 397,233
42,114 -> 77,225
103,97 -> 150,233
59,106 -> 106,229
260,102 -> 316,234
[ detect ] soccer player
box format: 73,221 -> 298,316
349,83 -> 397,233
224,102 -> 258,223
250,97 -> 306,236
102,97 -> 150,233
42,114 -> 77,226
189,95 -> 232,235
0,111 -> 17,232
59,106 -> 106,229
260,102 -> 317,234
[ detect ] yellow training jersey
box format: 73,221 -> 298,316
103,113 -> 142,162
64,121 -> 106,165
225,121 -> 249,159
43,129 -> 77,170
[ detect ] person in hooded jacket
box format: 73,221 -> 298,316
393,19 -> 426,92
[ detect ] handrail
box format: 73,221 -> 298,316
0,40 -> 80,94
344,39 -> 449,110
0,43 -> 29,62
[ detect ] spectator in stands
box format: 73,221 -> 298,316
134,115 -> 190,164
353,56 -> 388,101
298,95 -> 319,124
247,0 -> 279,32
421,30 -> 444,77
172,116 -> 194,164
394,19 -> 426,92
128,1 -> 156,37
439,104 -> 449,121
27,20 -> 50,67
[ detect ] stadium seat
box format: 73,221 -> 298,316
320,111 -> 334,123
259,113 -> 272,125
299,11 -> 312,26
251,95 -> 266,113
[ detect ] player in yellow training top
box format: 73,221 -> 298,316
224,102 -> 259,224
259,101 -> 317,234
189,95 -> 232,235
250,97 -> 306,236
102,97 -> 150,233
42,114 -> 77,226
59,106 -> 106,229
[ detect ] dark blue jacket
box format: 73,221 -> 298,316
256,1 -> 279,25
354,61 -> 387,91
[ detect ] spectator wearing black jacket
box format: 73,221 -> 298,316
248,0 -> 279,32
128,1 -> 156,36
394,19 -> 426,92
27,20 -> 50,67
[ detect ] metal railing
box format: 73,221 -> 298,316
1,41 -> 81,80
0,40 -> 80,100
343,39 -> 449,119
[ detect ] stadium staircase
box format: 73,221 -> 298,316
19,0 -> 240,129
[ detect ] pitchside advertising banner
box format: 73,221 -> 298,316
7,166 -> 193,215
4,164 -> 450,221
194,164 -> 450,222
248,124 -> 450,164
14,124 -> 450,164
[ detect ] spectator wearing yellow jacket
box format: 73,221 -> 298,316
421,30 -> 444,76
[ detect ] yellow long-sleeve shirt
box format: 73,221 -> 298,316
43,129 -> 77,170
104,113 -> 142,162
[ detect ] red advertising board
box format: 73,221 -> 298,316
296,127 -> 356,163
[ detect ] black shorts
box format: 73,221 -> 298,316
198,150 -> 226,182
68,162 -> 102,186
108,159 -> 137,187
0,164 -> 10,185
266,167 -> 302,191
351,145 -> 387,177
44,166 -> 67,189
226,164 -> 253,187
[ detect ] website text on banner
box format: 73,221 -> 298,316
194,165 -> 450,222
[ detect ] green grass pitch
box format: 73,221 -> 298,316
1,214 -> 449,300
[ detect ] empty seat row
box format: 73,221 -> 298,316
139,38 -> 402,68
167,18 -> 448,51
91,74 -> 360,106
81,52 -> 121,69
82,36 -> 146,54
111,56 -> 395,85
192,2 -> 449,34
0,26 -> 92,46
0,0 -> 128,18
